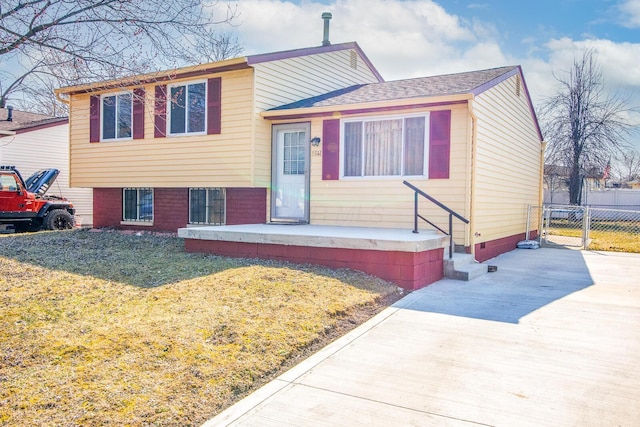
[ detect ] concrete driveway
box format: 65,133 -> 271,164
205,248 -> 640,426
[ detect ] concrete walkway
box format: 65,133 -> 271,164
204,248 -> 640,426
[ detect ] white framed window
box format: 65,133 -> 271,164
168,80 -> 206,135
189,188 -> 225,225
123,188 -> 153,222
342,114 -> 428,178
101,91 -> 132,141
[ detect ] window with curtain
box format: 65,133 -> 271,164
343,115 -> 426,177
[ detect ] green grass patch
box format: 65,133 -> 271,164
0,229 -> 401,426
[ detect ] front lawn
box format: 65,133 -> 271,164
0,229 -> 400,426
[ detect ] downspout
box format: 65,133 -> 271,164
55,91 -> 70,106
468,99 -> 478,260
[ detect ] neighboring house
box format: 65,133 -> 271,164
0,107 -> 93,226
545,163 -> 608,205
628,180 -> 640,190
56,39 -> 543,288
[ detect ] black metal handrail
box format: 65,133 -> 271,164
403,180 -> 469,259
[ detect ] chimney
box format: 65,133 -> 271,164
322,12 -> 332,46
6,105 -> 13,122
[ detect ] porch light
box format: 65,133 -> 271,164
310,137 -> 321,146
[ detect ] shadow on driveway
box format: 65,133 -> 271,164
400,248 -> 595,323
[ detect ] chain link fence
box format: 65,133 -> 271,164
529,205 -> 640,252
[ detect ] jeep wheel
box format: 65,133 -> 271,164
45,209 -> 74,230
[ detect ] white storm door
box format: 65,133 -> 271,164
271,123 -> 310,222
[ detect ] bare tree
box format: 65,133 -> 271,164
0,0 -> 242,112
187,30 -> 244,63
613,148 -> 640,184
540,50 -> 636,205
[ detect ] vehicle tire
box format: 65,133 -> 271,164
45,209 -> 74,230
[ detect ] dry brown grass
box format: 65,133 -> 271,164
548,227 -> 640,253
0,229 -> 401,426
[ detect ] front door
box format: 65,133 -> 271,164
271,123 -> 310,222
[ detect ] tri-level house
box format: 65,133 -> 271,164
56,31 -> 544,289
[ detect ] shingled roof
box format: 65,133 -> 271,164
271,65 -> 520,110
0,108 -> 67,133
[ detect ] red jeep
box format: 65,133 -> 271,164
0,165 -> 75,232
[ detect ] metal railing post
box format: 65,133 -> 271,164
449,213 -> 453,259
403,181 -> 469,258
413,191 -> 419,234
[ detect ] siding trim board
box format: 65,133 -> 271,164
263,100 -> 467,121
58,62 -> 250,96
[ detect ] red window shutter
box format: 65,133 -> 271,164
207,77 -> 221,135
429,110 -> 451,179
322,119 -> 340,180
154,85 -> 167,138
132,88 -> 145,139
89,95 -> 100,143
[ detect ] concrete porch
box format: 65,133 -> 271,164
177,224 -> 450,290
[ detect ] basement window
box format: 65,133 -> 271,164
122,188 -> 153,223
189,188 -> 225,225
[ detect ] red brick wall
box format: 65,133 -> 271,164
154,188 -> 189,231
473,233 -> 526,262
94,187 -> 267,232
93,188 -> 123,228
226,188 -> 267,225
184,239 -> 444,290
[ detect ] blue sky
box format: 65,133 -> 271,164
228,0 -> 640,110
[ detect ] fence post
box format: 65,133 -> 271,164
582,207 -> 590,250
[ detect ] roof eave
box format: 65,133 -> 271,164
262,93 -> 473,120
55,57 -> 250,95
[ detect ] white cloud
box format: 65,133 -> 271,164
618,0 -> 640,28
228,0 -> 640,115
545,37 -> 640,92
233,0 -> 506,80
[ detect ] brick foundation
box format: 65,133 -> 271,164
184,239 -> 444,290
93,187 -> 267,232
472,232 -> 528,262
226,188 -> 267,225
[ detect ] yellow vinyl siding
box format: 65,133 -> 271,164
68,69 -> 268,188
472,74 -> 542,242
253,50 -> 380,111
301,105 -> 470,240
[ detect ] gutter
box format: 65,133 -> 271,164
0,130 -> 17,136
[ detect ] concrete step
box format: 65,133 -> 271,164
443,253 -> 489,281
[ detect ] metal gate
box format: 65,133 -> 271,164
542,205 -> 588,248
529,205 -> 640,250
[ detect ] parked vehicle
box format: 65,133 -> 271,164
0,165 -> 75,232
